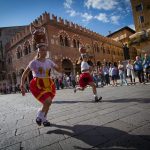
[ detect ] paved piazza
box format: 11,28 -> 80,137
0,84 -> 150,150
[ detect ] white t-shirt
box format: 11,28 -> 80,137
126,64 -> 134,76
28,59 -> 56,78
126,64 -> 133,70
81,61 -> 90,72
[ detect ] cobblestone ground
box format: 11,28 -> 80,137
0,84 -> 150,150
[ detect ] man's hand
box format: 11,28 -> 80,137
20,85 -> 26,96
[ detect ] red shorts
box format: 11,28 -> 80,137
79,72 -> 93,88
30,78 -> 56,104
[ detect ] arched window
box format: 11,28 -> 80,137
77,40 -> 80,48
16,46 -> 22,59
16,50 -> 20,59
24,45 -> 28,55
118,51 -> 120,56
7,55 -> 12,64
97,46 -> 99,52
103,47 -> 105,54
20,50 -> 22,57
94,45 -> 96,52
33,42 -> 37,51
60,35 -> 64,46
23,41 -> 31,55
72,35 -> 80,49
93,43 -> 99,52
59,31 -> 70,47
73,39 -> 76,48
65,36 -> 69,47
28,45 -> 31,53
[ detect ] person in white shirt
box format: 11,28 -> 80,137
74,53 -> 102,102
126,60 -> 136,84
118,61 -> 128,86
20,43 -> 61,127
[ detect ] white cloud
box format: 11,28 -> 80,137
66,9 -> 78,17
95,13 -> 109,23
125,0 -> 130,4
84,0 -> 118,10
110,15 -> 120,24
64,0 -> 73,9
81,13 -> 93,21
63,0 -> 123,25
128,24 -> 135,30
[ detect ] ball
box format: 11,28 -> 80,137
30,24 -> 46,45
79,47 -> 86,54
33,31 -> 46,44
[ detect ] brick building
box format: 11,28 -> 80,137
3,12 -> 123,88
107,26 -> 138,60
129,0 -> 150,54
0,26 -> 26,90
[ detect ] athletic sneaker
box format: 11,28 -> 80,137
36,117 -> 42,126
74,88 -> 76,93
43,120 -> 51,127
95,96 -> 102,102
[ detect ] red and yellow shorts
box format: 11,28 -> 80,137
79,72 -> 93,88
30,78 -> 56,104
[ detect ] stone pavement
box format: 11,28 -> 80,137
0,84 -> 150,150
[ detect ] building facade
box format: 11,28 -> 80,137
0,26 -> 26,90
107,26 -> 138,60
2,12 -> 123,88
130,0 -> 150,54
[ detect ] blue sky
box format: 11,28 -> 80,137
0,0 -> 135,36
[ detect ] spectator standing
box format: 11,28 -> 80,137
134,56 -> 145,83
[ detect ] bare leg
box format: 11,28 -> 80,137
89,82 -> 102,102
88,82 -> 97,95
76,86 -> 84,91
41,97 -> 52,118
36,97 -> 52,126
74,85 -> 84,93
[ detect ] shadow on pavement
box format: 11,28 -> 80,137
53,100 -> 96,104
53,98 -> 150,104
47,123 -> 150,150
104,98 -> 150,103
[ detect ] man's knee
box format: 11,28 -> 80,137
44,98 -> 52,106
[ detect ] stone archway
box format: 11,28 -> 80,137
62,59 -> 73,76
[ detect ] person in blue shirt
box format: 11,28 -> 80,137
134,56 -> 145,83
143,53 -> 150,82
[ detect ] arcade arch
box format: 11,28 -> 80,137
62,59 -> 73,75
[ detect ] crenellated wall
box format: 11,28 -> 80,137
9,11 -> 122,49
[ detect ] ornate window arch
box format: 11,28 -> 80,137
65,36 -> 69,47
93,42 -> 99,53
73,39 -> 76,48
7,53 -> 12,64
23,41 -> 31,55
58,30 -> 70,47
16,46 -> 22,59
60,35 -> 64,46
72,35 -> 81,48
